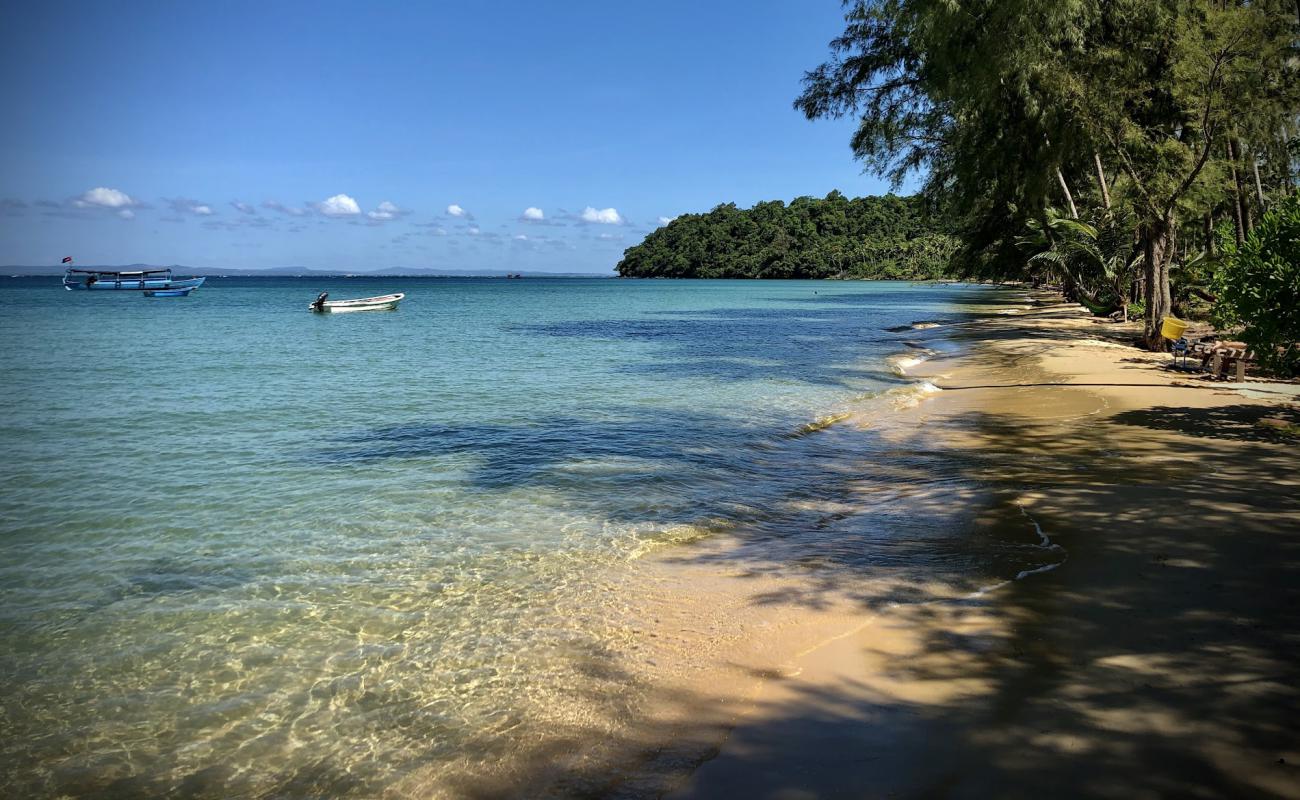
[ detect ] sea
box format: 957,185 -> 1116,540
0,277 -> 1042,797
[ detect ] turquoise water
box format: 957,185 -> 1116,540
0,277 -> 1019,796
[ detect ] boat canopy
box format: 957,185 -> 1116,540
66,268 -> 173,277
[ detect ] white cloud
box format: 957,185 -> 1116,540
447,203 -> 467,217
117,209 -> 135,220
467,225 -> 481,235
657,215 -> 677,226
596,232 -> 621,240
521,206 -> 544,221
367,200 -> 405,221
75,187 -> 135,209
514,234 -> 529,240
580,206 -> 624,225
231,201 -> 257,215
317,193 -> 361,217
169,198 -> 214,216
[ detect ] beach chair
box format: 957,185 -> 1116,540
1159,317 -> 1195,370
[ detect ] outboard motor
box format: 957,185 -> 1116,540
312,292 -> 328,311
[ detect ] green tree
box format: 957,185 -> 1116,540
1212,191 -> 1300,375
796,0 -> 1299,348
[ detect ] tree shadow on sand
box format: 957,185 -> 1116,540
440,392 -> 1300,798
657,399 -> 1300,798
1112,403 -> 1300,443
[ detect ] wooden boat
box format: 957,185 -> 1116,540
144,287 -> 194,297
309,292 -> 404,313
64,267 -> 205,292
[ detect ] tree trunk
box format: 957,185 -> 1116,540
1227,141 -> 1246,246
1056,167 -> 1079,218
1283,121 -> 1298,190
1094,153 -> 1112,210
1204,213 -> 1215,255
1141,216 -> 1173,350
1252,151 -> 1266,209
1229,139 -> 1253,233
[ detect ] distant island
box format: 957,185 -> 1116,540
615,191 -> 955,279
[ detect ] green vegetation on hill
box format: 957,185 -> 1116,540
615,192 -> 957,279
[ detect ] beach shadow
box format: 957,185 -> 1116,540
654,398 -> 1300,798
1111,403 -> 1300,443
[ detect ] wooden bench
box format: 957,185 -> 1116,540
1191,341 -> 1253,380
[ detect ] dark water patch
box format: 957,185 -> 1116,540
312,410 -> 791,525
309,406 -> 1017,582
83,557 -> 260,614
614,359 -> 913,388
322,410 -> 757,468
118,558 -> 255,598
763,291 -> 889,306
513,307 -> 923,388
309,411 -> 899,535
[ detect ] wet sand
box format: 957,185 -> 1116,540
664,296 -> 1300,799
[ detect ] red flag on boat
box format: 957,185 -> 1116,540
62,256 -> 73,264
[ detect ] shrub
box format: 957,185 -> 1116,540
1213,192 -> 1300,375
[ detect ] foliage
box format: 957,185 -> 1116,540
1015,206 -> 1141,315
1212,192 -> 1300,375
616,192 -> 958,279
796,0 -> 1299,347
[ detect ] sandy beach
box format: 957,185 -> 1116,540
650,294 -> 1300,799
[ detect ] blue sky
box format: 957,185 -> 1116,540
0,1 -> 899,273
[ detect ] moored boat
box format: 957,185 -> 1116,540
309,292 -> 405,313
64,267 -> 205,292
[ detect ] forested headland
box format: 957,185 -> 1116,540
615,192 -> 956,279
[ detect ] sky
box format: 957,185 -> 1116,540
0,1 -> 902,273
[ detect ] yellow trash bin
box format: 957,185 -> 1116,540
1160,317 -> 1189,340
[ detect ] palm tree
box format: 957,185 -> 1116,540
1018,208 -> 1141,319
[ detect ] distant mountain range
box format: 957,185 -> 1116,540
2,264 -> 611,278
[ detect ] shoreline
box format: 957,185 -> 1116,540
663,294 -> 1300,798
424,288 -> 1032,797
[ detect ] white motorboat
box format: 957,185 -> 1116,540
309,292 -> 405,313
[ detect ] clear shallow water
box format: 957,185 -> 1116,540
0,277 -> 1025,796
